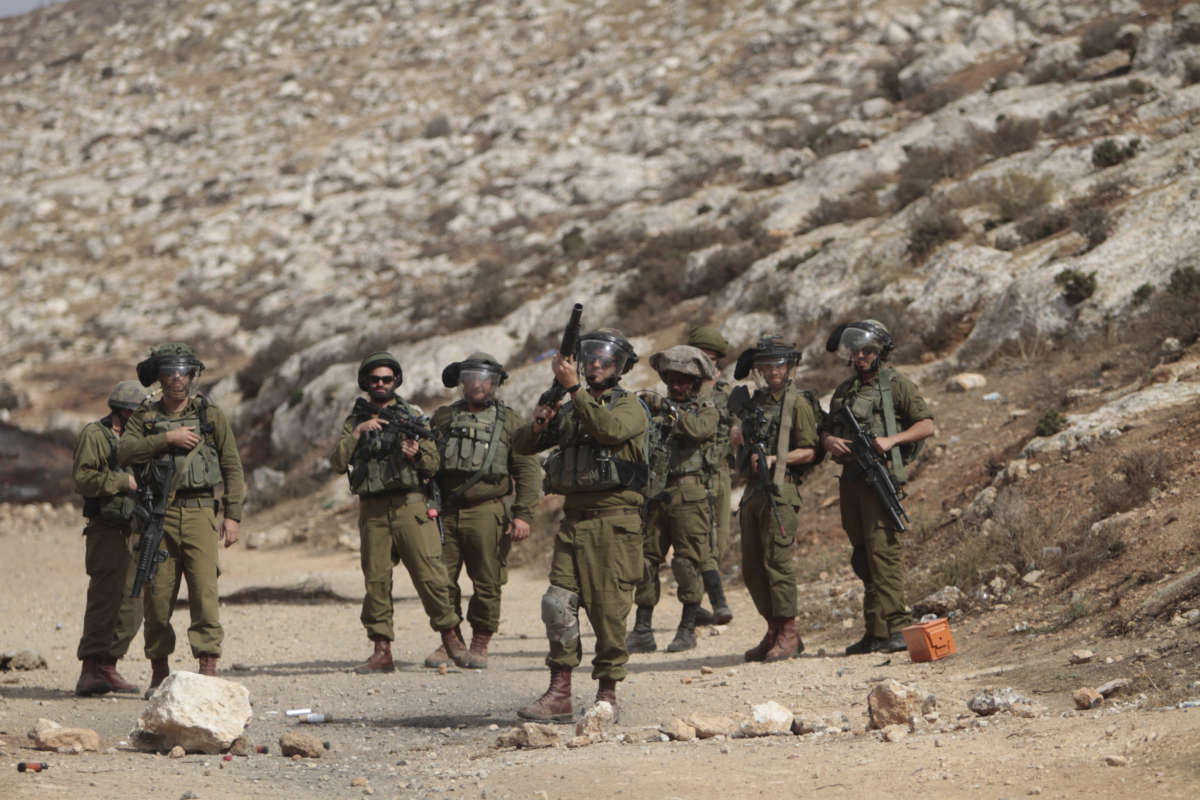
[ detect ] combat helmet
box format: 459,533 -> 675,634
578,329 -> 638,375
825,319 -> 894,363
686,326 -> 728,359
357,351 -> 403,390
136,342 -> 205,387
441,352 -> 508,388
649,345 -> 717,382
108,380 -> 148,411
733,334 -> 802,380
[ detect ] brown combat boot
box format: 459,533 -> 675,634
595,677 -> 620,722
462,628 -> 492,669
356,637 -> 395,674
74,657 -> 112,697
744,618 -> 779,662
424,626 -> 467,668
764,617 -> 803,662
517,666 -> 573,722
144,657 -> 170,699
197,654 -> 219,676
97,658 -> 140,694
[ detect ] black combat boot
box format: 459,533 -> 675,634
666,603 -> 700,652
700,570 -> 733,625
625,606 -> 657,653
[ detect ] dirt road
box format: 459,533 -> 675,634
2,507 -> 1199,799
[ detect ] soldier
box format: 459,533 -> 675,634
513,329 -> 647,721
626,345 -> 718,654
72,380 -> 148,696
329,352 -> 466,673
117,343 -> 244,691
731,335 -> 820,662
819,321 -> 934,654
425,353 -> 541,669
686,326 -> 736,626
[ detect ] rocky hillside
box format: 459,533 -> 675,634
3,0 -> 1200,489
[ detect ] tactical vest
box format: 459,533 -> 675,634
143,398 -> 223,492
437,403 -> 509,483
81,420 -> 137,523
706,381 -> 734,474
348,397 -> 424,496
543,390 -> 645,495
831,367 -> 920,482
751,387 -> 822,483
663,397 -> 711,478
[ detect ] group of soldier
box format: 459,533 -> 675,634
71,318 -> 932,725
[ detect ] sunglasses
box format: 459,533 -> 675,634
366,375 -> 396,385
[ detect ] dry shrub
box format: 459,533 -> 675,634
908,201 -> 966,260
990,489 -> 1055,573
803,185 -> 883,231
993,173 -> 1056,221
1015,204 -> 1070,243
912,524 -> 990,600
907,81 -> 967,114
1072,206 -> 1112,251
1080,18 -> 1124,59
1093,449 -> 1175,517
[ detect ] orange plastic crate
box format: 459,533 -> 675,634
901,618 -> 957,662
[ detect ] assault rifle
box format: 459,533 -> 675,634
838,405 -> 910,532
728,385 -> 789,541
130,456 -> 175,598
534,302 -> 584,425
352,397 -> 443,541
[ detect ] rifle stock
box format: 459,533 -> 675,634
838,405 -> 910,532
535,303 -> 584,423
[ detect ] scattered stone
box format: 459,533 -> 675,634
1009,703 -> 1047,719
279,731 -> 325,758
659,718 -> 696,741
566,735 -> 593,748
351,776 -> 369,787
1073,688 -> 1104,710
1104,755 -> 1129,767
700,665 -> 713,675
169,745 -> 186,759
912,586 -> 965,617
867,679 -> 935,730
28,719 -> 100,753
686,712 -> 739,739
967,688 -> 1032,716
790,710 -> 825,735
881,724 -> 908,742
495,723 -> 560,749
739,701 -> 794,737
135,672 -> 252,754
1069,649 -> 1094,665
946,373 -> 987,392
575,701 -> 616,739
1021,570 -> 1044,586
1097,679 -> 1131,697
228,736 -> 256,756
1,649 -> 48,671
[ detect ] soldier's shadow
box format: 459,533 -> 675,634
229,659 -> 363,677
0,685 -> 82,701
342,713 -> 514,730
626,651 -> 747,673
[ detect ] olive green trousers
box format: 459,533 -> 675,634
439,498 -> 512,633
738,490 -> 799,619
840,475 -> 912,638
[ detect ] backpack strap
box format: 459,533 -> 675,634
878,368 -> 906,483
772,389 -> 796,488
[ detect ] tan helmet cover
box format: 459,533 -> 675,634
649,345 -> 717,381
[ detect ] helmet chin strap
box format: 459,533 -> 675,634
587,375 -> 620,391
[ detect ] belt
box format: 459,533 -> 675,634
565,506 -> 640,522
171,496 -> 215,509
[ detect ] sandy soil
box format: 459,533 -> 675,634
2,507 -> 1199,800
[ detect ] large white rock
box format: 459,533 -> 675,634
739,700 -> 795,737
136,672 -> 252,754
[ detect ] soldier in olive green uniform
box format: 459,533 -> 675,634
514,329 -> 647,722
329,352 -> 465,673
626,345 -> 718,654
686,326 -> 735,626
426,353 -> 541,669
72,380 -> 148,696
117,344 -> 244,692
731,335 -> 820,662
820,321 -> 934,654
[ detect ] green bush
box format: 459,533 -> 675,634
287,389 -> 304,408
1035,410 -> 1067,437
560,226 -> 585,257
1167,265 -> 1200,298
1132,283 -> 1154,305
1091,138 -> 1140,168
1055,269 -> 1097,304
1072,207 -> 1111,251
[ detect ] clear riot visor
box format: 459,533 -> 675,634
579,340 -> 627,374
459,367 -> 498,396
836,327 -> 883,361
157,362 -> 197,380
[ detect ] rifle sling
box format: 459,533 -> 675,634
772,389 -> 796,489
877,369 -> 906,483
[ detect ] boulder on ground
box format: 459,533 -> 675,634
867,679 -> 936,730
968,687 -> 1032,716
134,672 -> 252,754
28,718 -> 100,752
686,711 -> 739,739
738,700 -> 794,737
279,731 -> 324,758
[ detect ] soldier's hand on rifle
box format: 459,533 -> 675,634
750,452 -> 777,473
872,434 -> 896,455
506,518 -> 531,541
165,426 -> 201,450
821,432 -> 852,458
551,352 -> 579,389
353,416 -> 386,438
127,473 -> 138,491
532,403 -> 559,432
221,518 -> 239,548
400,438 -> 419,459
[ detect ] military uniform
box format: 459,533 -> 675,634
513,386 -> 647,683
330,396 -> 461,645
431,400 -> 540,635
824,367 -> 931,642
117,395 -> 244,661
702,379 -> 734,570
736,388 -> 819,623
73,415 -> 145,694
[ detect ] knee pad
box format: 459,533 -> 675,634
671,556 -> 700,589
540,585 -> 580,646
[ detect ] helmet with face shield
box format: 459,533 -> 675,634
136,342 -> 205,387
733,334 -> 802,381
577,328 -> 637,389
442,352 -> 507,403
824,320 -> 894,366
